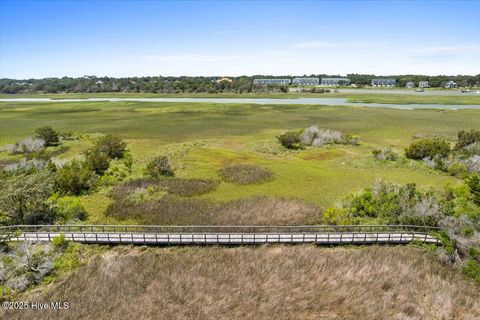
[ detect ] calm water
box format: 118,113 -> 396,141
0,97 -> 479,110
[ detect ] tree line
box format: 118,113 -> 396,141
1,74 -> 479,94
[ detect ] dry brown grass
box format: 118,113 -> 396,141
106,196 -> 319,225
4,246 -> 479,320
214,196 -> 319,225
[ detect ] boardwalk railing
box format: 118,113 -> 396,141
0,224 -> 440,234
0,224 -> 441,245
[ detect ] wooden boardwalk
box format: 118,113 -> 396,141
0,225 -> 441,245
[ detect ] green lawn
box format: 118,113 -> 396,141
1,101 -> 479,223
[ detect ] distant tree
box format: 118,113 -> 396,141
405,138 -> 450,160
277,130 -> 302,149
94,135 -> 127,159
55,161 -> 97,195
85,148 -> 111,175
35,126 -> 59,146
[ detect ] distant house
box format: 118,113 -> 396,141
292,77 -> 319,86
320,78 -> 350,86
406,81 -> 415,88
419,81 -> 429,88
372,78 -> 396,87
445,81 -> 457,89
95,80 -> 104,85
253,79 -> 291,85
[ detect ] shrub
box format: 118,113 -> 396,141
52,233 -> 68,249
6,137 -> 45,154
0,170 -> 55,224
299,126 -> 319,145
456,129 -> 480,150
55,196 -> 88,223
311,129 -> 343,147
34,126 -> 59,146
466,174 -> 480,205
3,158 -> 48,172
277,130 -> 301,149
405,137 -> 450,160
146,155 -> 174,178
93,134 -> 127,159
461,142 -> 480,157
85,148 -> 110,175
322,207 -> 353,225
372,147 -> 398,161
55,161 -> 96,195
465,155 -> 480,174
448,162 -> 469,177
343,134 -> 360,146
462,260 -> 480,284
219,164 -> 273,185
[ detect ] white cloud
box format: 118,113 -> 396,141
291,40 -> 386,48
411,45 -> 480,54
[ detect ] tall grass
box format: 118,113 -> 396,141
4,246 -> 479,320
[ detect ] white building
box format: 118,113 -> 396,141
445,81 -> 457,89
292,77 -> 319,86
320,78 -> 350,86
253,79 -> 291,85
419,81 -> 429,88
372,78 -> 396,86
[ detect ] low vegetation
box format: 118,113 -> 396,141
219,164 -> 273,185
145,155 -> 174,178
2,246 -> 479,320
372,146 -> 398,161
319,178 -> 480,283
278,125 -> 358,150
106,168 -> 313,225
0,239 -> 105,302
404,129 -> 480,177
405,137 -> 450,160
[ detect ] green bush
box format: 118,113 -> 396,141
405,137 -> 450,160
462,260 -> 480,284
85,147 -> 111,175
468,247 -> 480,260
55,161 -> 97,195
277,130 -> 301,149
372,147 -> 398,161
456,129 -> 480,150
0,170 -> 56,224
35,126 -> 59,146
53,243 -> 82,272
219,164 -> 273,185
465,174 -> 480,205
146,155 -> 174,178
321,207 -> 353,225
94,134 -> 127,159
55,196 -> 88,223
52,233 -> 69,249
448,162 -> 468,177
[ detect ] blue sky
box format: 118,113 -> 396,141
1,0 -> 479,78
